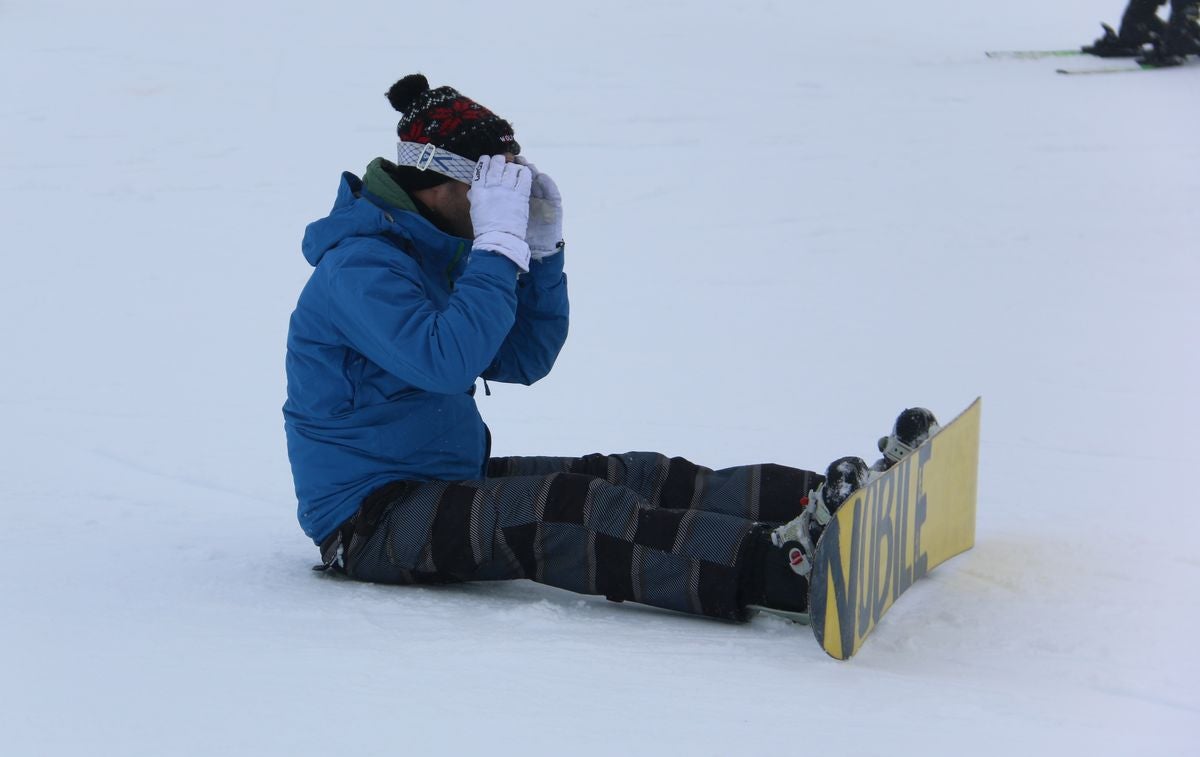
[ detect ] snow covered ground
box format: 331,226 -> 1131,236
2,0 -> 1197,754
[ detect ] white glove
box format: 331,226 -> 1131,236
516,157 -> 563,261
468,154 -> 532,272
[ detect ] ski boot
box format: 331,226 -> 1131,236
1083,0 -> 1167,58
745,456 -> 870,622
1141,4 -> 1200,64
871,407 -> 940,473
1083,23 -> 1146,56
1138,37 -> 1187,65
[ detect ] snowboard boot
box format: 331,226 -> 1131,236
745,456 -> 871,622
871,407 -> 940,473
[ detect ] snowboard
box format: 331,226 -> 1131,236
807,398 -> 981,660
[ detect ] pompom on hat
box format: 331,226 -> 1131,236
386,74 -> 520,189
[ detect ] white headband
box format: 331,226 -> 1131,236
395,141 -> 477,184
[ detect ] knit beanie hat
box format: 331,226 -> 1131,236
385,73 -> 520,190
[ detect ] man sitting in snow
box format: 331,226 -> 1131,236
283,74 -> 937,623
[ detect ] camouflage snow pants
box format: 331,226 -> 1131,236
319,453 -> 821,621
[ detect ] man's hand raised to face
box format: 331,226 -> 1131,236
468,154 -> 532,272
516,157 -> 563,261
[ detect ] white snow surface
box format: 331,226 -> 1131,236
2,1 -> 1198,754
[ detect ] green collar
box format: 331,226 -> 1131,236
362,158 -> 419,214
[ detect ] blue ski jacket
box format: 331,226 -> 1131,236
284,163 -> 569,543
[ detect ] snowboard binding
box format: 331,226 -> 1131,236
770,456 -> 870,579
749,407 -> 944,625
872,407 -> 940,472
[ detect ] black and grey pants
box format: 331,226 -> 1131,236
320,453 -> 821,621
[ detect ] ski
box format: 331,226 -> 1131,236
807,399 -> 982,660
985,49 -> 1086,59
1056,57 -> 1199,74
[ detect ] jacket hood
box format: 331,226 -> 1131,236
300,162 -> 465,268
301,172 -> 388,267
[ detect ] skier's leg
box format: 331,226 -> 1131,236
489,452 -> 822,524
1119,0 -> 1169,41
328,473 -> 764,621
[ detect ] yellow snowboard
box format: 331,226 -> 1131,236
808,399 -> 982,660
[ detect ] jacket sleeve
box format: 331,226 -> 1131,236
482,248 -> 569,385
325,242 -> 520,394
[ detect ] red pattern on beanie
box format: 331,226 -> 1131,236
402,98 -> 496,144
428,100 -> 491,137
